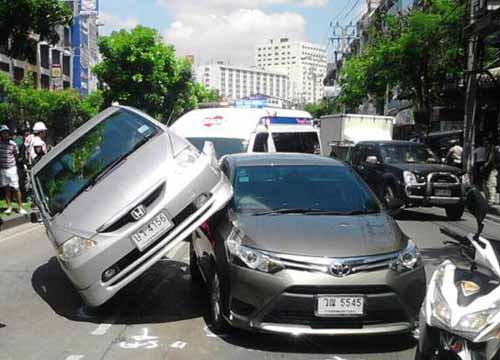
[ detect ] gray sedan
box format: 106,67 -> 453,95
191,153 -> 426,335
31,106 -> 233,307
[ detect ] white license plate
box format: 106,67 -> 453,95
131,211 -> 173,251
435,189 -> 452,197
316,296 -> 364,317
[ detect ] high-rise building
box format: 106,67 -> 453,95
255,38 -> 327,105
195,63 -> 289,103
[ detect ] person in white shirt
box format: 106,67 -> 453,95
474,138 -> 488,187
446,142 -> 463,167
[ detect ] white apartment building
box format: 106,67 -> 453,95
195,63 -> 289,102
255,38 -> 327,104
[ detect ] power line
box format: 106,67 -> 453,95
330,0 -> 357,26
342,0 -> 362,23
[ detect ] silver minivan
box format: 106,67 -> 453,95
31,106 -> 233,307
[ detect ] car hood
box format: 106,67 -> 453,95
47,134 -> 174,245
390,163 -> 463,176
234,213 -> 405,258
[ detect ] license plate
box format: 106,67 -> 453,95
316,296 -> 364,317
435,189 -> 452,197
131,211 -> 173,251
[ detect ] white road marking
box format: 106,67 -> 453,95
170,341 -> 187,349
91,323 -> 112,336
0,224 -> 42,244
119,328 -> 159,350
65,356 -> 84,360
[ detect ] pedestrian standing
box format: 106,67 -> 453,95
446,141 -> 463,168
28,122 -> 48,166
481,138 -> 499,206
474,138 -> 488,187
0,125 -> 27,215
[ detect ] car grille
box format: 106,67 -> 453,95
286,285 -> 393,295
262,309 -> 408,329
101,183 -> 165,233
101,203 -> 198,282
429,173 -> 459,184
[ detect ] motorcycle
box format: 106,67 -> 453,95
416,188 -> 500,360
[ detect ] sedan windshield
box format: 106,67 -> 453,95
36,109 -> 160,215
233,165 -> 380,215
187,137 -> 248,158
380,144 -> 439,164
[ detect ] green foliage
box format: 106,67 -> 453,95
304,100 -> 341,118
0,0 -> 73,59
337,0 -> 466,133
93,26 -> 216,123
0,73 -> 103,140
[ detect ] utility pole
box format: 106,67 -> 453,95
329,22 -> 358,64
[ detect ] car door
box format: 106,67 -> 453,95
350,145 -> 367,178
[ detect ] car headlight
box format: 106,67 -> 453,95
226,228 -> 284,274
175,147 -> 199,168
456,309 -> 499,335
403,171 -> 418,185
394,240 -> 421,271
430,286 -> 452,327
58,236 -> 96,262
461,173 -> 470,186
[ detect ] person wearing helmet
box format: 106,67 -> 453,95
30,137 -> 46,166
0,125 -> 27,215
28,122 -> 47,166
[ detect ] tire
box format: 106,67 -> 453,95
383,183 -> 402,215
189,240 -> 203,284
208,271 -> 232,334
445,204 -> 464,221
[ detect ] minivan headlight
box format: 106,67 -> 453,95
226,228 -> 284,274
58,236 -> 96,262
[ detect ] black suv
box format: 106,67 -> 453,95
347,141 -> 466,220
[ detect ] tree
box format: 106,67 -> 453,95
94,26 -> 211,123
0,0 -> 73,59
337,0 -> 467,136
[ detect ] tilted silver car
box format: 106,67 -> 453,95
191,153 -> 426,335
31,106 -> 233,307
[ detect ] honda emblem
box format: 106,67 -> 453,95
130,205 -> 147,221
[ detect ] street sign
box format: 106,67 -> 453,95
51,64 -> 62,78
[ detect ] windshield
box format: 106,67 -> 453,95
233,165 -> 380,214
272,132 -> 320,154
380,144 -> 439,164
187,137 -> 248,158
36,109 -> 160,215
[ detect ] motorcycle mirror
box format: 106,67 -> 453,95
465,187 -> 489,238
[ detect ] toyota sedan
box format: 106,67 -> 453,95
190,153 -> 426,335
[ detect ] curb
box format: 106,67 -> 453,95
0,211 -> 37,231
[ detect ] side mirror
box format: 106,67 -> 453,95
466,187 -> 489,237
365,156 -> 378,165
203,141 -> 219,168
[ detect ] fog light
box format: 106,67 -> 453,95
194,194 -> 210,209
102,266 -> 119,282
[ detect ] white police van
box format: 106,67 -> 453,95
171,107 -> 321,158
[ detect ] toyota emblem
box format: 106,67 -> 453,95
130,205 -> 147,221
329,262 -> 352,277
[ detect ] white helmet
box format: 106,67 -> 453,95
33,122 -> 47,132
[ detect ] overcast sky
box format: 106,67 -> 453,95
99,0 -> 366,65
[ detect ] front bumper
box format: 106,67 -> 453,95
225,262 -> 426,335
403,173 -> 465,206
59,163 -> 232,307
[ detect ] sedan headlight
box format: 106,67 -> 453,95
226,228 -> 284,274
394,240 -> 421,272
403,171 -> 418,185
175,147 -> 199,168
58,236 -> 96,262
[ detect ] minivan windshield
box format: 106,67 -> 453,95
233,165 -> 380,215
187,137 -> 248,158
36,109 -> 160,215
272,132 -> 320,154
380,144 -> 439,164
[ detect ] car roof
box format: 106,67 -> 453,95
356,140 -> 424,146
223,153 -> 345,168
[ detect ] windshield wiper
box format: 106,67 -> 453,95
252,208 -> 381,216
251,208 -> 324,216
52,134 -> 156,215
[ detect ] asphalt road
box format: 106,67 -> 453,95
0,208 -> 499,360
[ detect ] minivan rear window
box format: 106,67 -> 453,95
272,132 -> 320,154
36,109 -> 160,216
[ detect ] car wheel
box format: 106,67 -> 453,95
384,184 -> 402,211
445,205 -> 464,221
208,272 -> 231,334
189,240 -> 203,284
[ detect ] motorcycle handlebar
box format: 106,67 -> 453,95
440,227 -> 470,246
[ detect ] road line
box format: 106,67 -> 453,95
91,323 -> 113,336
65,355 -> 84,360
0,223 -> 42,244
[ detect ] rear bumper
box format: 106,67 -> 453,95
225,262 -> 426,336
65,171 -> 232,307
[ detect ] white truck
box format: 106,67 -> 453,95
319,114 -> 394,160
